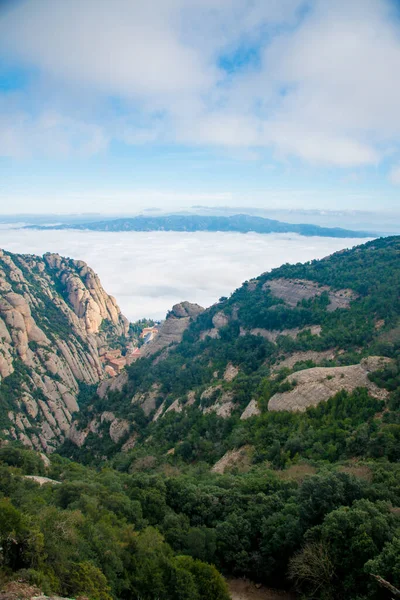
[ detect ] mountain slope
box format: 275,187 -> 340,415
0,249 -> 130,452
63,236 -> 400,464
26,213 -> 373,237
2,238 -> 400,600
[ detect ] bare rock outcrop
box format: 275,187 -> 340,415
202,386 -> 236,418
98,371 -> 129,399
224,363 -> 239,382
247,325 -> 322,343
122,433 -> 138,452
0,249 -> 131,452
240,399 -> 261,420
212,446 -> 254,474
141,301 -> 204,358
165,398 -> 183,415
265,278 -> 357,311
67,412 -> 131,447
67,422 -> 89,448
268,357 -> 392,412
187,390 -> 196,405
44,253 -> 129,336
132,383 -> 163,416
200,328 -> 220,340
24,475 -> 61,486
272,349 -> 336,372
212,311 -> 229,329
109,418 -> 130,443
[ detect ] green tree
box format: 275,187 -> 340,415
304,499 -> 396,598
366,536 -> 400,594
174,555 -> 230,600
68,561 -> 112,600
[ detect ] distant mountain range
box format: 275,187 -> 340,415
26,213 -> 374,238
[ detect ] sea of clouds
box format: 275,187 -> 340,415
0,229 -> 371,321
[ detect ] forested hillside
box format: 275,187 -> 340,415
2,236 -> 400,599
65,236 -> 400,466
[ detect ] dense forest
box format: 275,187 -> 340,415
1,441 -> 400,600
2,236 -> 400,599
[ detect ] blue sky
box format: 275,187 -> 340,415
0,0 -> 400,214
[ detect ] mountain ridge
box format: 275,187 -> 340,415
0,249 -> 130,452
25,213 -> 374,238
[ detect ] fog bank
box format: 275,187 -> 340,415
0,229 -> 371,321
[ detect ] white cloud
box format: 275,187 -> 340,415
264,124 -> 379,167
0,107 -> 108,158
0,228 -> 371,320
0,0 -> 218,100
0,0 -> 400,169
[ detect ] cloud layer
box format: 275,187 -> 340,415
1,0 -> 400,173
0,229 -> 370,320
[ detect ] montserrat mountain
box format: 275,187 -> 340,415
0,249 -> 129,452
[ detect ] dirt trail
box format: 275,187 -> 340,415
228,579 -> 296,600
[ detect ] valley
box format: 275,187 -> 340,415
2,1 -> 398,598
1,236 -> 400,600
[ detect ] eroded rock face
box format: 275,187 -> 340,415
224,363 -> 239,382
268,357 -> 392,412
171,302 -> 204,319
246,325 -> 322,343
122,433 -> 137,452
43,253 -> 129,336
201,386 -> 236,418
165,399 -> 182,415
141,301 -> 204,358
200,328 -> 220,340
265,278 -> 357,311
109,418 -> 130,443
97,371 -> 129,399
240,399 -> 261,420
132,383 -> 162,416
0,249 -> 130,452
212,311 -> 229,329
212,446 -> 253,474
272,349 -> 336,372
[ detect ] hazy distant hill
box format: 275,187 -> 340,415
27,213 -> 373,238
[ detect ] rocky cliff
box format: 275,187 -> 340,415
140,301 -> 204,357
0,249 -> 130,452
65,301 -> 206,450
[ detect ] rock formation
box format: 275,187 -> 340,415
268,357 -> 392,412
265,278 -> 357,311
141,301 -> 204,357
0,249 -> 130,452
211,446 -> 253,474
240,399 -> 261,420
